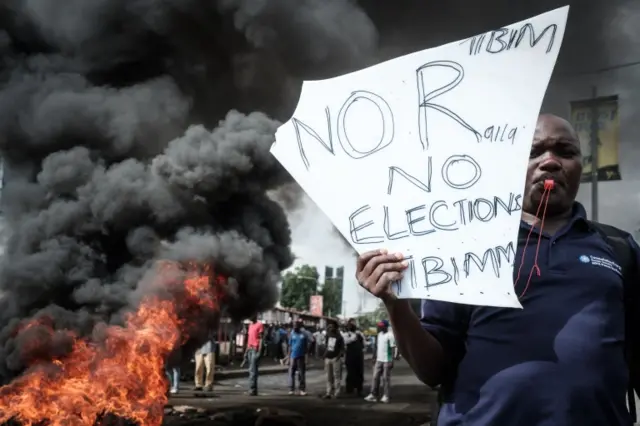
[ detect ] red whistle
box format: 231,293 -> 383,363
544,179 -> 555,190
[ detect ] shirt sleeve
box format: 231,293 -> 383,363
420,299 -> 471,368
626,236 -> 640,368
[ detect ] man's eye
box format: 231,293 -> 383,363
529,150 -> 540,159
555,147 -> 578,158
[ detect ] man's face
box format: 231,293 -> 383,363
523,115 -> 582,216
347,320 -> 356,331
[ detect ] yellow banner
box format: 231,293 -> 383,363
570,98 -> 621,182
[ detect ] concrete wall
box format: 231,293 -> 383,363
542,1 -> 640,235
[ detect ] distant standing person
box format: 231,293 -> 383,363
365,320 -> 397,403
165,346 -> 182,394
277,324 -> 288,364
301,325 -> 315,357
343,318 -> 365,396
288,319 -> 309,396
323,321 -> 345,399
246,316 -> 264,396
194,330 -> 216,392
314,328 -> 325,358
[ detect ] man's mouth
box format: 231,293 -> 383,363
534,176 -> 564,189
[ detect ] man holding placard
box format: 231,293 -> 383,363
268,5 -> 640,424
356,114 -> 640,425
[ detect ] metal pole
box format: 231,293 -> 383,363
589,86 -> 599,221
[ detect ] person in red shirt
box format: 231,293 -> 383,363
246,315 -> 264,396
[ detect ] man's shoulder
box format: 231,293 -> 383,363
588,221 -> 640,269
588,220 -> 635,240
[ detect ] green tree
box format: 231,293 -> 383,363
357,299 -> 421,329
321,277 -> 342,317
280,264 -> 319,311
356,302 -> 386,329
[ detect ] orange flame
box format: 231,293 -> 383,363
0,261 -> 224,426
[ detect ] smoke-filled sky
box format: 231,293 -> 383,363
0,0 -> 622,380
0,0 -> 379,381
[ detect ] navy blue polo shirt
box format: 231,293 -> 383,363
421,203 -> 640,426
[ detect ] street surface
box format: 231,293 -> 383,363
169,358 -> 436,426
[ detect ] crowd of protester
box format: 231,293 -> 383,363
164,316 -> 397,403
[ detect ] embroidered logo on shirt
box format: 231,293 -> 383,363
578,254 -> 622,275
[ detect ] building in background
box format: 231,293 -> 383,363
570,96 -> 621,183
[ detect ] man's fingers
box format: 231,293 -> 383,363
356,249 -> 388,273
362,252 -> 404,279
373,271 -> 404,295
368,261 -> 407,287
379,271 -> 404,289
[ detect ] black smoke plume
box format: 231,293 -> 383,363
0,0 -> 377,381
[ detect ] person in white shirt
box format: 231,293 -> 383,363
313,329 -> 323,358
365,320 -> 397,403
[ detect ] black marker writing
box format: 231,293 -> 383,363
387,160 -> 432,195
452,193 -> 522,226
441,155 -> 482,189
422,257 -> 452,288
463,250 -> 499,278
495,241 -> 517,267
337,90 -> 395,159
387,154 -> 481,196
461,22 -> 557,56
406,205 -> 437,236
393,241 -> 516,295
416,60 -> 481,150
348,192 -> 522,245
292,108 -> 334,170
395,255 -> 418,295
483,124 -> 519,144
291,91 -> 394,168
348,205 -> 384,244
383,205 -> 409,240
429,201 -> 458,231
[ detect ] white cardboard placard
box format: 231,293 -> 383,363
271,6 -> 569,308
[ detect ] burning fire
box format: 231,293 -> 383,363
0,261 -> 224,426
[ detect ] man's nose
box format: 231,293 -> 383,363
538,151 -> 562,171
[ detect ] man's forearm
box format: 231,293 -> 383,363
384,299 -> 444,386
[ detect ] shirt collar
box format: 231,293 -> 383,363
520,202 -> 591,234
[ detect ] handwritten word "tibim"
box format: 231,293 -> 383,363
349,192 -> 522,245
397,241 -> 516,296
460,22 -> 557,56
